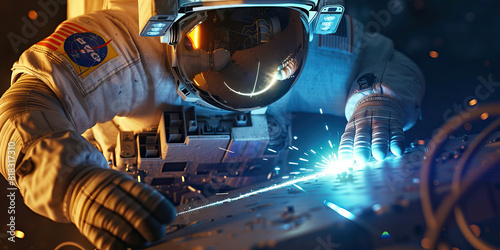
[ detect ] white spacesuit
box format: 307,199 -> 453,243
0,1 -> 424,249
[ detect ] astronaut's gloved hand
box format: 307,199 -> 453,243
338,95 -> 405,164
64,167 -> 177,250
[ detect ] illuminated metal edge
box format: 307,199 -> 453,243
292,183 -> 307,192
177,171 -> 328,215
323,200 -> 356,220
177,155 -> 353,215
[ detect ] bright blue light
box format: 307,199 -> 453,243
267,148 -> 277,153
281,224 -> 291,230
146,31 -> 160,36
315,14 -> 342,34
319,22 -> 335,31
323,15 -> 337,21
293,184 -> 306,192
321,21 -> 334,27
178,171 -> 328,215
324,200 -> 356,220
372,204 -> 382,212
152,23 -> 166,28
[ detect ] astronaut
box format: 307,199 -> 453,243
0,0 -> 424,249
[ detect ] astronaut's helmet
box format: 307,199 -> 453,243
139,0 -> 344,111
170,7 -> 309,111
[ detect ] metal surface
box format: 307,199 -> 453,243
2,112 -> 500,249
147,133 -> 500,250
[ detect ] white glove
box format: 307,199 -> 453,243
65,167 -> 177,250
338,95 -> 405,164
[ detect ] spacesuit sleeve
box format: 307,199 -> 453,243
0,74 -> 108,222
0,11 -> 154,222
344,29 -> 426,131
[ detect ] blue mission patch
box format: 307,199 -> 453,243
64,32 -> 109,68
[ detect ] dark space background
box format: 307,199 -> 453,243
0,0 -> 499,249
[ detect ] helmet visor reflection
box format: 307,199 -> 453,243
176,7 -> 308,111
